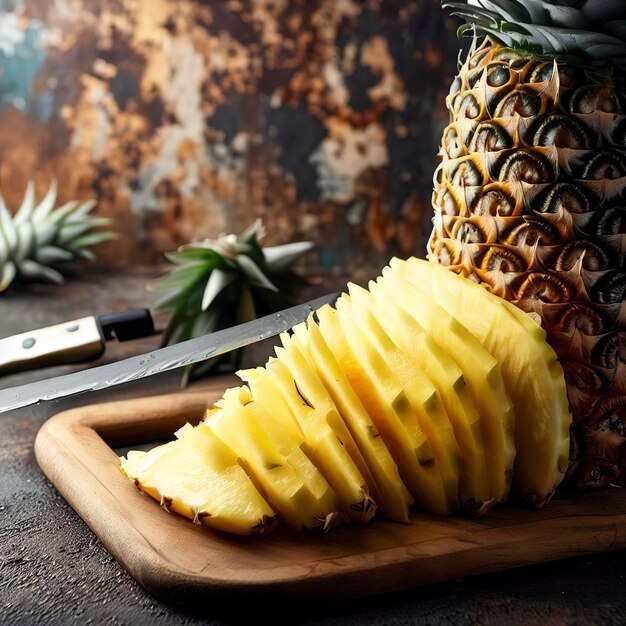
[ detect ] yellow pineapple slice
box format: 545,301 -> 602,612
119,423 -> 276,535
292,316 -> 413,523
237,366 -> 304,441
381,264 -> 515,504
400,257 -> 571,506
350,281 -> 492,510
316,302 -> 452,514
206,387 -> 341,531
215,383 -> 343,529
337,289 -> 462,511
215,384 -> 252,409
262,341 -> 376,523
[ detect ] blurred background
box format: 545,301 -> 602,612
0,0 -> 463,279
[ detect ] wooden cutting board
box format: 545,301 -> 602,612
35,375 -> 626,608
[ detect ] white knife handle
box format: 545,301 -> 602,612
0,316 -> 105,376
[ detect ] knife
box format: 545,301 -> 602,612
0,292 -> 339,414
0,309 -> 157,376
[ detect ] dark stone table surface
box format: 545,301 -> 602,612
2,270 -> 626,626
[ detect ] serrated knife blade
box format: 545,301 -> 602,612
0,293 -> 339,415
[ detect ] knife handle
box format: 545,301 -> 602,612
0,316 -> 104,376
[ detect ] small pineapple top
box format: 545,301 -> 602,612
0,181 -> 114,292
445,0 -> 626,65
152,219 -> 313,383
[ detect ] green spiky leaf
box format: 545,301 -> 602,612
154,221 -> 314,385
0,181 -> 115,293
444,0 -> 626,65
202,268 -> 237,311
236,254 -> 279,292
264,241 -> 315,273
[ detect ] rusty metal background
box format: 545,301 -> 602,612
0,0 -> 463,274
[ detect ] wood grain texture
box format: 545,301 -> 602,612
34,376 -> 626,608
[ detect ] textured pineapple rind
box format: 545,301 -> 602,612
429,35 -> 624,489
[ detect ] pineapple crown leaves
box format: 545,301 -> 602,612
0,181 -> 116,293
444,0 -> 626,65
152,219 -> 314,352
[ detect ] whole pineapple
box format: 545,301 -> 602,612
429,1 -> 626,489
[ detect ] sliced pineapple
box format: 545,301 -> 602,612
337,288 -> 462,511
349,281 -> 493,510
213,383 -> 342,530
237,366 -> 304,441
119,423 -> 276,535
206,387 -> 341,532
120,254 -> 573,537
215,384 -> 252,408
261,342 -> 376,523
400,257 -> 571,506
381,264 -> 515,505
316,302 -> 452,515
292,316 -> 413,523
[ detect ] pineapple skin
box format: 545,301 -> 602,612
429,37 -> 626,490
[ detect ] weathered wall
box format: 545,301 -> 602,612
0,0 -> 463,272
